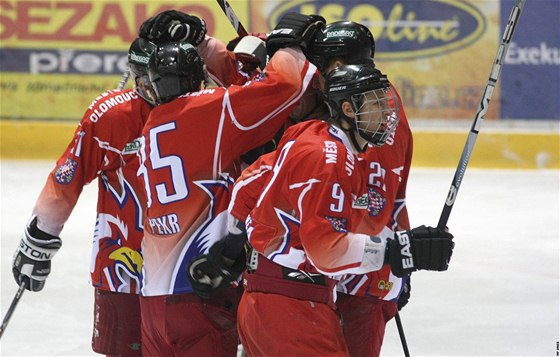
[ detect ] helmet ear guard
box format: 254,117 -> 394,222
325,64 -> 400,151
148,42 -> 206,104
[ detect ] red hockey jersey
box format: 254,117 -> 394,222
31,89 -> 151,293
138,47 -> 317,296
230,87 -> 413,300
245,120 -> 392,276
197,35 -> 252,87
337,95 -> 413,299
194,35 -> 414,300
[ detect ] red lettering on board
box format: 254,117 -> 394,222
56,2 -> 92,41
0,2 -> 217,43
0,1 -> 15,39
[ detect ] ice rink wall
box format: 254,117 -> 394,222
1,0 -> 558,168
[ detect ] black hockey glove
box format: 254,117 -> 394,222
12,217 -> 62,292
266,13 -> 325,58
187,224 -> 249,299
139,10 -> 207,45
386,225 -> 454,278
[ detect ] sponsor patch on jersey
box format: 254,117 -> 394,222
367,188 -> 387,216
54,158 -> 78,184
123,138 -> 141,155
377,279 -> 394,291
353,194 -> 369,210
326,216 -> 348,233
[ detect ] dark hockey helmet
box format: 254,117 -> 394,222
325,64 -> 399,150
148,41 -> 206,104
308,21 -> 375,75
128,38 -> 158,105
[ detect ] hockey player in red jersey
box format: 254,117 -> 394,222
138,10 -> 281,169
11,38 -> 157,356
218,21 -> 415,357
232,64 -> 454,356
308,21 -> 414,357
137,14 -> 324,356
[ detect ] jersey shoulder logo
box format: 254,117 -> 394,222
54,158 -> 78,184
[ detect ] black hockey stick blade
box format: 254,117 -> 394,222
437,0 -> 526,229
0,281 -> 27,339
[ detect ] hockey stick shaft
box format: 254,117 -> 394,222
117,67 -> 131,90
0,281 -> 27,339
437,0 -> 526,229
395,312 -> 410,357
215,0 -> 249,37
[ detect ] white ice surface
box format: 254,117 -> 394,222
1,160 -> 558,356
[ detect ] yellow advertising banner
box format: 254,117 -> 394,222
249,0 -> 501,119
0,0 -> 245,120
1,0 -> 501,121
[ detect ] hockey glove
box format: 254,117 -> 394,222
397,276 -> 411,311
187,224 -> 249,299
386,225 -> 454,278
139,10 -> 207,45
12,217 -> 62,292
226,33 -> 268,51
266,13 -> 326,58
228,35 -> 268,72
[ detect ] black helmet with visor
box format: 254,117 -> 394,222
325,64 -> 399,151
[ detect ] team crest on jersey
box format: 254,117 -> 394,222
326,216 -> 348,233
367,188 -> 386,216
54,158 -> 78,184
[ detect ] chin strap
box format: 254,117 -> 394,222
336,116 -> 367,153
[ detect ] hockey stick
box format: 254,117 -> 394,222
215,0 -> 249,37
117,67 -> 131,90
395,313 -> 410,357
437,0 -> 526,229
0,281 -> 27,339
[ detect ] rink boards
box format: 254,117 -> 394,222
0,119 -> 558,169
